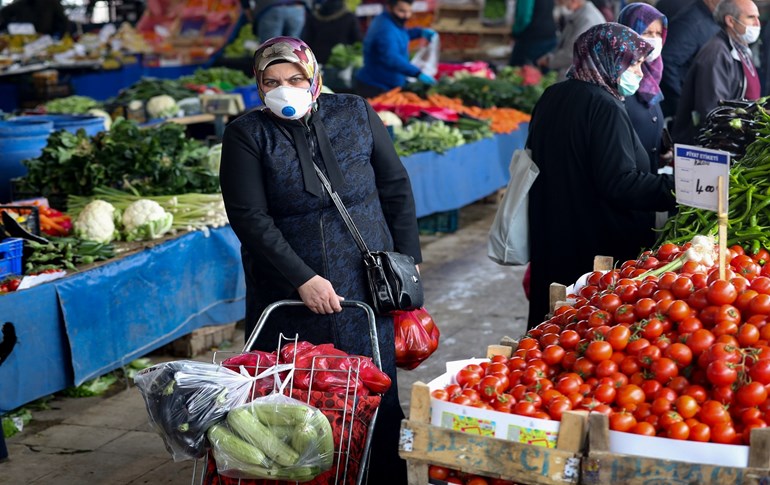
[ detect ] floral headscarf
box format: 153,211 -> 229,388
618,3 -> 668,106
252,36 -> 323,103
567,23 -> 653,100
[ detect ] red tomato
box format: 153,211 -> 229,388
711,422 -> 738,444
665,343 -> 693,368
706,360 -> 739,387
667,300 -> 692,322
689,422 -> 711,442
707,280 -> 738,305
616,384 -> 646,412
675,395 -> 700,419
542,345 -> 566,366
547,396 -> 573,420
699,400 -> 731,426
428,465 -> 450,481
609,411 -> 637,432
632,421 -> 657,436
685,329 -> 715,355
736,381 -> 768,407
749,359 -> 770,385
585,340 -> 613,363
432,389 -> 450,401
751,294 -> 770,316
634,297 -> 658,318
667,420 -> 691,440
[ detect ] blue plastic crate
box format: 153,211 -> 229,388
418,209 -> 459,234
0,238 -> 23,279
230,85 -> 262,110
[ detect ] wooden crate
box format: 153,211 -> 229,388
164,322 -> 238,357
399,381 -> 586,485
582,412 -> 770,485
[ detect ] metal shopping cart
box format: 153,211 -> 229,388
193,300 -> 384,485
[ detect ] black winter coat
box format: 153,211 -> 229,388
220,93 -> 421,481
659,0 -> 720,118
625,94 -> 665,173
526,81 -> 676,328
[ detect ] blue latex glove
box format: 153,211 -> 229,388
422,28 -> 437,41
418,72 -> 437,85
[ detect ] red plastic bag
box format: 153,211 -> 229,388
393,308 -> 440,370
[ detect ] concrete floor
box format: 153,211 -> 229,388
1,201 -> 529,485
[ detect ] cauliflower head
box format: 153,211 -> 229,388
122,199 -> 174,241
146,94 -> 179,119
74,200 -> 120,243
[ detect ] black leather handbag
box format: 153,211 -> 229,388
314,164 -> 424,315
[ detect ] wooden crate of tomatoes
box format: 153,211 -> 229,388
399,375 -> 586,485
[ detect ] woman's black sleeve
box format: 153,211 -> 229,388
219,121 -> 317,288
589,100 -> 677,212
364,100 -> 423,263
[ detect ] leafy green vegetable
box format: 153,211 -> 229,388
2,408 -> 31,438
394,120 -> 465,156
110,78 -> 198,104
326,42 -> 363,69
179,67 -> 253,89
61,374 -> 118,398
24,237 -> 116,273
17,118 -> 219,198
45,96 -> 102,114
433,70 -> 557,114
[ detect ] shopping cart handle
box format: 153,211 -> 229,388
243,299 -> 382,369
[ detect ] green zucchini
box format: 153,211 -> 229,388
227,407 -> 300,466
252,403 -> 313,426
207,424 -> 269,466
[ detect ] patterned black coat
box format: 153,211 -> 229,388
220,93 -> 421,481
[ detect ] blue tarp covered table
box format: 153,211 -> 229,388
0,226 -> 245,412
0,127 -> 527,412
404,125 -> 528,217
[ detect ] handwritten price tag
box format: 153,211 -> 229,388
674,144 -> 730,212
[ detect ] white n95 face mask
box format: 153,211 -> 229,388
264,86 -> 313,120
642,36 -> 663,62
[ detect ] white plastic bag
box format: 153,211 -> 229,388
133,360 -> 255,461
411,35 -> 440,78
488,149 -> 540,265
208,383 -> 334,481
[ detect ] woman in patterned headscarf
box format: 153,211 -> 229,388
619,3 -> 669,173
219,37 -> 420,483
525,24 -> 677,329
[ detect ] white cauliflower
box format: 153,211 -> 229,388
122,199 -> 174,241
146,94 -> 179,119
74,200 -> 120,243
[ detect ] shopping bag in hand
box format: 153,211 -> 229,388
394,308 -> 440,370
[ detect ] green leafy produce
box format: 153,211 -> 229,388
61,374 -> 118,398
325,42 -> 363,69
454,116 -> 494,143
17,118 -> 219,198
110,78 -> 198,104
44,95 -> 102,114
24,237 -> 116,273
2,408 -> 31,438
224,24 -> 258,58
123,358 -> 153,380
394,120 -> 465,156
180,67 -> 253,89
433,70 -> 557,114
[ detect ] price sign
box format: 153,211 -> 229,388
674,144 -> 731,212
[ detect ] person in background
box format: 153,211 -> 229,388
525,23 -> 676,329
355,0 -> 436,98
253,0 -> 308,41
509,0 -> 558,67
590,0 -> 615,21
619,2 -> 669,172
655,0 -> 694,21
220,37 -> 421,483
301,0 -> 362,65
0,0 -> 69,37
672,0 -> 761,144
659,0 -> 720,118
536,0 -> 605,80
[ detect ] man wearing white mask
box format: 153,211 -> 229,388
536,0 -> 605,80
672,0 -> 761,145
